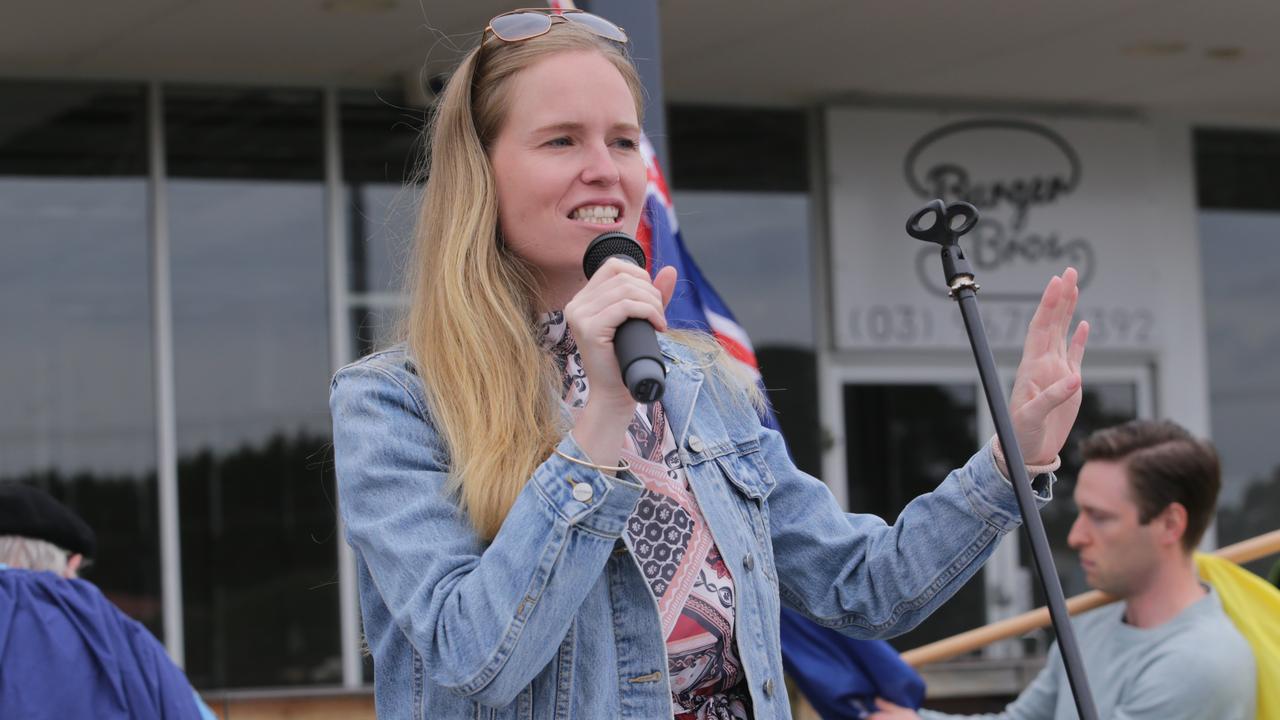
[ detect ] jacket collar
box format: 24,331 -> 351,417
656,336 -> 707,450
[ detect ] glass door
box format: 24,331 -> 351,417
821,361 -> 1153,658
822,364 -> 986,652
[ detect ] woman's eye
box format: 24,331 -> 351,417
614,138 -> 639,150
545,137 -> 572,147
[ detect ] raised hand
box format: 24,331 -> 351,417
1008,267 -> 1090,465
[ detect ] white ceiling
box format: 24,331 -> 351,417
2,1 -> 1278,122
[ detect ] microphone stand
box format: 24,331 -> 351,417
906,200 -> 1099,720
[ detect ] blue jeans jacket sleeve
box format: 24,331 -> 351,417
759,422 -> 1051,638
330,360 -> 644,706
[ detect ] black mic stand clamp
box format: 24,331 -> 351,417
906,199 -> 1100,720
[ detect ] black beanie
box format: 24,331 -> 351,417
0,483 -> 97,559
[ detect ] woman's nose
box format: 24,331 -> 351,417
579,143 -> 620,186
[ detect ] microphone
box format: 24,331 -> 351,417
582,232 -> 666,403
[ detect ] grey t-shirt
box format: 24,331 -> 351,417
920,586 -> 1255,720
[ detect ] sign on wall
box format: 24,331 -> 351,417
827,109 -> 1189,351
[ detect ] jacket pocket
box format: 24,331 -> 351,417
717,448 -> 776,501
714,449 -> 778,580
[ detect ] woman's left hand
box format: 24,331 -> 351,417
1009,267 -> 1090,466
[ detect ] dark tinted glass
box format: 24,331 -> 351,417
666,107 -> 815,473
668,105 -> 808,192
1200,209 -> 1280,579
165,86 -> 339,688
341,90 -> 423,301
166,86 -> 323,181
0,81 -> 162,634
340,90 -> 423,186
843,383 -> 980,651
672,190 -> 818,474
1195,128 -> 1280,211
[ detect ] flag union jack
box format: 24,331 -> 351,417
636,137 -> 760,376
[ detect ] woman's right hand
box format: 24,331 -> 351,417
562,258 -> 677,463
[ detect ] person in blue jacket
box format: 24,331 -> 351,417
329,8 -> 1090,719
0,482 -> 215,720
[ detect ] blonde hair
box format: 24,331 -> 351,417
402,23 -> 760,539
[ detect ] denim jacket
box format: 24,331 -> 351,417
329,340 -> 1050,719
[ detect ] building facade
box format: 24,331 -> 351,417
3,0 -> 1279,711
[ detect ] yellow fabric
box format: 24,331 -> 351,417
1195,553 -> 1280,720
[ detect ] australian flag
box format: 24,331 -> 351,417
637,136 -> 925,718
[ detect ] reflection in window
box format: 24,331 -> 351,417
1200,210 -> 1280,578
673,191 -> 812,349
345,183 -> 415,361
843,383 -> 980,651
166,87 -> 338,688
341,90 -> 422,364
673,190 -> 819,474
347,183 -> 416,298
0,82 -> 161,634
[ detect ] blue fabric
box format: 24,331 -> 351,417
644,191 -> 721,334
781,606 -> 925,718
0,569 -> 203,720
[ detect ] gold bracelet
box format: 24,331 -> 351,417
554,447 -> 631,474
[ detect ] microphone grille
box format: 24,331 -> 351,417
583,232 -> 646,278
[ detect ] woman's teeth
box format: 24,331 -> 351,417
572,205 -> 619,224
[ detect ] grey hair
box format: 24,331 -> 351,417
0,535 -> 70,573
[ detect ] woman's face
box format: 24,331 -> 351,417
488,50 -> 646,299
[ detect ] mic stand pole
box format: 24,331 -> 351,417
906,200 -> 1099,720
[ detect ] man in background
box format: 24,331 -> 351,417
871,419 -> 1256,719
0,482 -> 216,719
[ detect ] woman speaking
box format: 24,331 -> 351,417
330,9 -> 1089,719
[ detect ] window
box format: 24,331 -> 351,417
165,86 -> 338,688
0,81 -> 161,634
668,105 -> 818,474
340,89 -> 423,360
1196,126 -> 1280,580
1199,209 -> 1280,578
843,382 -> 982,650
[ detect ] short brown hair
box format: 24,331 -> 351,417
1080,420 -> 1220,552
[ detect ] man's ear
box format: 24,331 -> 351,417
1158,502 -> 1189,549
64,553 -> 84,579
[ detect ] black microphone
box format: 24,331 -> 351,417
582,232 -> 666,403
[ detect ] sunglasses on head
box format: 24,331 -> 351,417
484,8 -> 628,45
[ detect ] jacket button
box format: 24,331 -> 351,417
571,482 -> 594,503
742,553 -> 755,572
686,435 -> 705,453
764,678 -> 775,697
